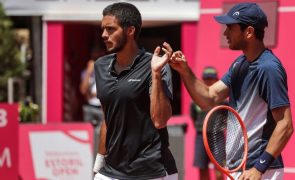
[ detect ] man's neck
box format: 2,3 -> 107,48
115,43 -> 140,73
243,41 -> 266,62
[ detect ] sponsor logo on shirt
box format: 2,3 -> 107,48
128,79 -> 141,82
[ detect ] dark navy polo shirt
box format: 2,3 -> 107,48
94,49 -> 177,179
221,49 -> 289,170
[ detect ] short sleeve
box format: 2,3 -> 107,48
221,61 -> 237,88
259,62 -> 289,110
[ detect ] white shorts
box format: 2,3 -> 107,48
229,168 -> 284,180
94,172 -> 178,180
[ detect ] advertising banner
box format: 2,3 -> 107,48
0,104 -> 19,180
19,123 -> 94,180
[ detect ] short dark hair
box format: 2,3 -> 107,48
103,2 -> 142,40
238,23 -> 265,41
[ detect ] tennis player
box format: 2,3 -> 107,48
92,2 -> 178,180
169,2 -> 293,180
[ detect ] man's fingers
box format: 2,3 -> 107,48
162,42 -> 173,52
153,46 -> 161,56
175,51 -> 184,58
170,50 -> 186,63
161,42 -> 173,57
161,48 -> 171,58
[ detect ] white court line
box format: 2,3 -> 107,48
278,6 -> 295,12
284,167 -> 295,173
201,6 -> 295,15
200,8 -> 222,14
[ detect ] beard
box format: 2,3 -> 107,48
106,32 -> 127,54
229,38 -> 247,50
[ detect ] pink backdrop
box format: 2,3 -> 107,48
47,23 -> 64,122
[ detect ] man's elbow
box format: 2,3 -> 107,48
287,123 -> 294,138
150,107 -> 172,129
151,115 -> 170,129
283,118 -> 294,140
153,120 -> 167,129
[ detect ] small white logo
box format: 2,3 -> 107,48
233,11 -> 240,16
260,159 -> 266,164
233,62 -> 239,69
128,79 -> 141,82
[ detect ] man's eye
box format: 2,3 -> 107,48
106,27 -> 114,31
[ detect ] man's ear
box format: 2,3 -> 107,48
127,26 -> 136,37
245,26 -> 255,39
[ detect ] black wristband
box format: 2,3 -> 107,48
254,151 -> 275,174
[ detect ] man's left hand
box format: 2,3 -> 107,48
238,167 -> 262,180
151,42 -> 172,74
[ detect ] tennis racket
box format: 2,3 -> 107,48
203,105 -> 248,180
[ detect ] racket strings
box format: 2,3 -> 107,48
226,112 -> 245,169
206,110 -> 227,167
206,109 -> 245,170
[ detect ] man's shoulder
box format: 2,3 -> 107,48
230,54 -> 246,68
134,50 -> 153,68
94,54 -> 115,68
235,54 -> 246,62
97,54 -> 114,62
258,50 -> 283,72
139,50 -> 153,62
143,51 -> 153,57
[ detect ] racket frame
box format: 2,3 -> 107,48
202,105 -> 248,180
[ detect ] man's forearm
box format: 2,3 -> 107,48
180,68 -> 214,109
266,107 -> 293,157
150,72 -> 172,129
93,120 -> 107,173
253,106 -> 293,174
98,120 -> 107,155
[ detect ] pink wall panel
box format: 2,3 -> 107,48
47,23 -> 64,122
180,22 -> 206,180
181,23 -> 198,116
180,24 -> 199,180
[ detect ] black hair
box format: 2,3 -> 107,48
238,23 -> 265,41
103,2 -> 142,40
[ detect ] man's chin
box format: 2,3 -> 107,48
106,48 -> 116,54
107,47 -> 124,54
228,46 -> 240,51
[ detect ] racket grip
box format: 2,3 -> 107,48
254,151 -> 275,174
